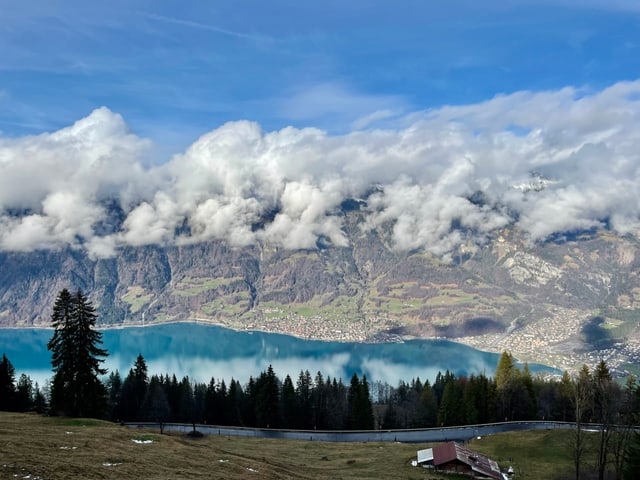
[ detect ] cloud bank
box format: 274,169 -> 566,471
1,81 -> 639,259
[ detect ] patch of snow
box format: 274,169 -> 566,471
218,459 -> 229,463
132,439 -> 154,444
102,462 -> 122,467
59,446 -> 77,450
246,467 -> 258,473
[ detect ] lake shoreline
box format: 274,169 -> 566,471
0,317 -> 506,357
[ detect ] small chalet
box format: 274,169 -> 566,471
416,441 -> 508,480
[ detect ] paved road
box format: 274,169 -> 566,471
125,420 -> 578,443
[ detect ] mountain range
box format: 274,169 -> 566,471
1,202 -> 639,373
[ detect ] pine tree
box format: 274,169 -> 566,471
0,353 -> 16,411
47,289 -> 109,418
15,374 -> 33,412
106,370 -> 123,421
280,375 -> 297,428
495,351 -> 517,421
347,373 -> 374,429
120,354 -> 148,420
420,381 -> 438,427
438,378 -> 465,426
141,375 -> 170,432
32,382 -> 47,414
204,377 -> 219,425
295,370 -> 312,429
255,365 -> 279,428
227,379 -> 243,426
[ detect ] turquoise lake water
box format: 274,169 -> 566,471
0,322 -> 554,387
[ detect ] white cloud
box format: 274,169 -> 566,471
1,80 -> 640,257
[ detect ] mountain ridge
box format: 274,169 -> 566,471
2,210 -> 640,374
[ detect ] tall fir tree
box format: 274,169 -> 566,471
47,289 -> 109,418
0,353 -> 16,411
255,365 -> 280,428
47,288 -> 74,415
120,354 -> 149,420
347,373 -> 374,430
280,375 -> 297,429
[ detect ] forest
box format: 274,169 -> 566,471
2,349 -> 640,431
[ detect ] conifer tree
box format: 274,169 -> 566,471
0,353 -> 16,411
48,289 -> 108,417
295,370 -> 312,429
32,382 -> 47,414
495,351 -> 517,421
347,373 -> 374,429
15,374 -> 33,412
120,354 -> 148,420
420,381 -> 438,427
438,378 -> 465,426
255,365 -> 279,428
227,379 -> 243,426
280,375 -> 296,428
106,370 -> 122,420
141,375 -> 170,431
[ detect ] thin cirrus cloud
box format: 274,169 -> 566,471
1,80 -> 639,260
278,83 -> 408,131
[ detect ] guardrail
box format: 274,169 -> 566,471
124,420 -> 585,443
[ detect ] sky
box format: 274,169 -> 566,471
1,0 -> 639,259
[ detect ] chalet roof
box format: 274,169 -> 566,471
432,441 -> 504,480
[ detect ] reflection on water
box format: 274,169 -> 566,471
0,322 -> 554,387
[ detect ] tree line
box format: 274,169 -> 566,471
105,355 -> 374,431
375,352 -> 640,429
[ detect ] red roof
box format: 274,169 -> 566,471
432,442 -> 504,480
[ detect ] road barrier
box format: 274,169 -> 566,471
124,420 -> 581,443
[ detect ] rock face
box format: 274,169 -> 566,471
1,213 -> 640,353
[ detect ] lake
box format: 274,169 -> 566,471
0,322 -> 554,387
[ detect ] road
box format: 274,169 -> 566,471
125,420 -> 579,443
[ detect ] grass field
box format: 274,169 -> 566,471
0,413 -> 594,479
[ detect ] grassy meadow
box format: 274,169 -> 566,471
0,412 -> 594,479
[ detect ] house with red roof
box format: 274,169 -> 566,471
415,441 -> 508,479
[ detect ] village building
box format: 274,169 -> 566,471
415,441 -> 509,479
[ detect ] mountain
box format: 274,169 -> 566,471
1,207 -> 640,374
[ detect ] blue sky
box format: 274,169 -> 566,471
1,0 -> 639,155
1,1 -> 640,257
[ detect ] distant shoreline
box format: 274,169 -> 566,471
0,318 -> 508,357
0,318 -> 440,342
